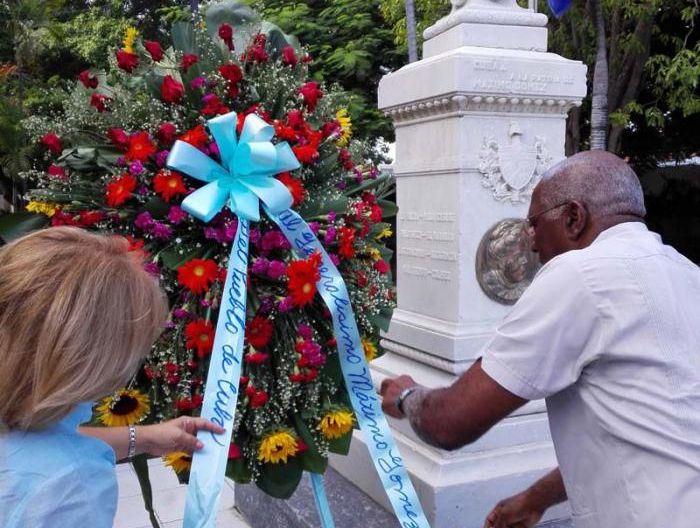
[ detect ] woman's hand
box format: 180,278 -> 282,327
138,416 -> 225,456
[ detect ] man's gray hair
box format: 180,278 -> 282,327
538,150 -> 646,218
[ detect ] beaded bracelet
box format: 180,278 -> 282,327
127,425 -> 137,458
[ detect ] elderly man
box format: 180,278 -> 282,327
380,151 -> 700,528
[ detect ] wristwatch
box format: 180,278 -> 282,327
396,386 -> 420,415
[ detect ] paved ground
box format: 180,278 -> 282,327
114,459 -> 251,528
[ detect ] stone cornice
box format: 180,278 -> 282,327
384,93 -> 581,124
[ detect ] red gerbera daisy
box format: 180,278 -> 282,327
177,258 -> 218,294
153,170 -> 187,202
105,173 -> 137,207
178,125 -> 209,149
125,132 -> 157,162
276,172 -> 305,206
286,253 -> 322,307
185,319 -> 215,358
246,316 -> 273,349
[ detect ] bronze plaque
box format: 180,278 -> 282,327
476,218 -> 540,305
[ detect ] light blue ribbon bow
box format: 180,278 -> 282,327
168,112 -> 300,222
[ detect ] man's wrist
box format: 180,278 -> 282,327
396,385 -> 420,416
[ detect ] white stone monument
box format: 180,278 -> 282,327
329,1 -> 587,527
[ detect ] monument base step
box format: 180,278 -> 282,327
235,466 -> 572,528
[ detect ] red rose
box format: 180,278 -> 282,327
374,260 -> 390,274
282,46 -> 297,67
181,53 -> 198,72
90,93 -> 111,112
78,69 -> 98,89
107,128 -> 129,151
156,122 -> 177,145
116,50 -> 139,73
161,75 -> 184,104
228,443 -> 241,460
144,40 -> 164,62
299,82 -> 323,112
219,63 -> 243,83
218,23 -> 234,51
41,133 -> 62,154
250,390 -> 269,408
286,110 -> 306,130
47,164 -> 67,179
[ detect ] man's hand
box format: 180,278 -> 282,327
380,375 -> 418,418
483,490 -> 545,528
139,416 -> 225,456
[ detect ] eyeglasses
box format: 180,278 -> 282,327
526,202 -> 569,228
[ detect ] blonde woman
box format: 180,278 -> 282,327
0,227 -> 223,527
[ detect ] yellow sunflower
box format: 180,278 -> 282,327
367,247 -> 382,262
164,451 -> 192,474
335,108 -> 352,146
362,338 -> 378,362
96,388 -> 150,427
123,26 -> 138,53
258,430 -> 299,464
318,408 -> 355,440
25,201 -> 59,217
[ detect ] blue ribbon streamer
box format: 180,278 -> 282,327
168,111 -> 429,528
269,208 -> 431,528
310,473 -> 335,528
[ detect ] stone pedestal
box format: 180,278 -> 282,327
329,4 -> 587,528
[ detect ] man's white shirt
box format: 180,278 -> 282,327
482,222 -> 700,528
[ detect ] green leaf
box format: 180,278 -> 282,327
293,414 -> 328,474
256,457 -> 303,499
226,456 -> 252,483
58,146 -> 121,171
328,430 -> 352,456
171,22 -> 197,54
159,246 -> 204,270
368,311 -> 392,333
0,212 -> 49,243
377,199 -> 397,219
320,351 -> 343,386
142,197 -> 169,219
131,455 -> 161,528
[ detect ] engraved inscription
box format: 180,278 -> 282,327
403,265 -> 452,282
472,60 -> 574,95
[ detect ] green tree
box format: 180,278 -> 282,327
260,0 -> 403,141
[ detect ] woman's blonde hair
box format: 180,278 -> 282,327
0,226 -> 167,431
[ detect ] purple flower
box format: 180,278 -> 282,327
173,307 -> 189,319
135,211 -> 154,231
129,160 -> 145,175
324,226 -> 337,245
327,211 -> 336,222
204,226 -> 223,242
201,299 -> 212,308
369,166 -> 378,179
156,150 -> 169,168
336,180 -> 347,190
259,296 -> 274,315
116,156 -> 126,167
136,184 -> 149,196
209,141 -> 220,159
144,261 -> 160,277
278,296 -> 294,313
309,222 -> 319,235
168,205 -> 187,225
329,253 -> 340,266
223,221 -> 237,242
262,230 -> 288,252
190,76 -> 206,89
252,257 -> 270,274
202,93 -> 217,105
164,320 -> 177,329
297,324 -> 313,340
249,228 -> 261,247
152,222 -> 172,240
267,260 -> 286,280
354,168 -> 363,182
299,340 -> 324,367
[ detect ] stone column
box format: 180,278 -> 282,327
329,2 -> 586,527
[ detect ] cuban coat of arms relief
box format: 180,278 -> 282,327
478,121 -> 552,203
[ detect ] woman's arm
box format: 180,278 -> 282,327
80,416 -> 225,460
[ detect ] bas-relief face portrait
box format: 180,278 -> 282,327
476,218 -> 540,305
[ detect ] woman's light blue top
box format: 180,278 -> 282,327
0,403 -> 117,527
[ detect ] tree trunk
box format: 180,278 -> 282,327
405,0 -> 418,63
589,0 -> 608,150
566,106 -> 581,156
